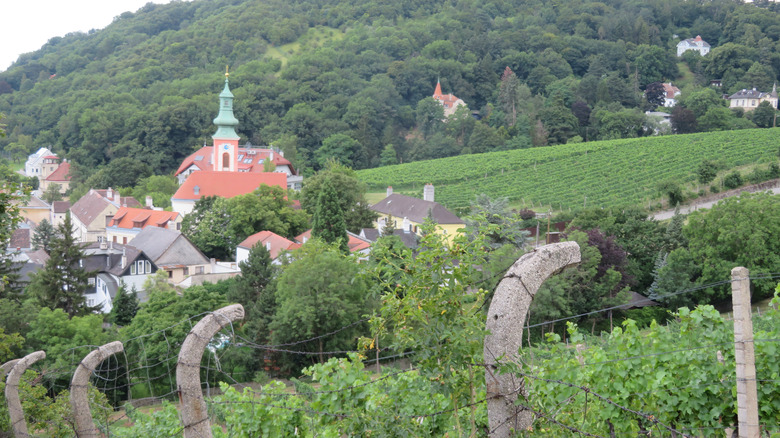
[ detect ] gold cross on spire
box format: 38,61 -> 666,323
225,65 -> 229,78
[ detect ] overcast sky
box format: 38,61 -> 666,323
1,0 -> 184,72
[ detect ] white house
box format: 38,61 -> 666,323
677,35 -> 710,57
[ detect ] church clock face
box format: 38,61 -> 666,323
221,144 -> 231,151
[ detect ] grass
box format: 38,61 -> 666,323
265,26 -> 343,71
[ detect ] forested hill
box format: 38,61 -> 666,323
3,0 -> 780,190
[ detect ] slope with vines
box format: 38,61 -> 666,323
357,129 -> 780,210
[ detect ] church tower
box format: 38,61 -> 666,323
212,68 -> 240,172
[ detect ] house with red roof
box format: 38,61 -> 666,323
171,171 -> 287,214
106,207 -> 182,245
70,188 -> 141,243
42,161 -> 71,194
236,231 -> 300,265
432,80 -> 467,117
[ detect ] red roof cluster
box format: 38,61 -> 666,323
46,162 -> 71,182
237,231 -> 300,259
175,146 -> 295,176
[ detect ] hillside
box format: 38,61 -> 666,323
356,129 -> 780,211
3,0 -> 780,192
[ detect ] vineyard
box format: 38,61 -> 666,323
356,129 -> 780,211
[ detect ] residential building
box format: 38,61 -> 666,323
50,201 -> 70,227
676,35 -> 710,57
293,229 -> 372,258
432,80 -> 467,117
24,147 -> 54,178
236,230 -> 299,265
359,228 -> 419,250
661,83 -> 681,107
129,227 -> 211,285
106,207 -> 181,244
70,188 -> 141,243
370,184 -> 464,240
82,242 -> 158,313
728,86 -> 778,111
42,161 -> 71,194
18,195 -> 50,225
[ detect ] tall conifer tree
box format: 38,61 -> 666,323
311,180 -> 349,254
28,213 -> 99,318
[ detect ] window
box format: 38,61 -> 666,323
88,278 -> 95,286
222,152 -> 230,169
168,271 -> 173,278
113,236 -> 117,243
130,264 -> 136,275
146,261 -> 152,273
183,267 -> 189,276
87,299 -> 95,307
136,260 -> 146,274
97,236 -> 104,243
123,237 -> 127,244
196,266 -> 204,274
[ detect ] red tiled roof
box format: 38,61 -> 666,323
662,83 -> 680,99
9,228 -> 30,250
46,162 -> 71,182
238,231 -> 296,259
109,207 -> 179,230
91,189 -> 141,208
175,146 -> 295,176
173,171 -> 287,200
293,229 -> 371,253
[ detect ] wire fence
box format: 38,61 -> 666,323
3,273 -> 780,437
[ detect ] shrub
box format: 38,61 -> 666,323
723,171 -> 743,189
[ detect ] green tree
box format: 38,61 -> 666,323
181,196 -> 234,260
270,240 -> 370,372
464,194 -> 529,250
110,285 -> 139,327
28,213 -> 99,318
31,218 -> 57,254
498,67 -> 521,126
678,87 -> 724,119
311,179 -> 349,254
41,183 -> 63,204
25,307 -> 108,371
538,105 -> 579,144
750,100 -> 777,128
415,97 -> 445,139
697,159 -> 719,184
380,144 -> 398,166
658,180 -> 683,207
315,133 -> 361,169
228,243 -> 277,344
300,161 -> 377,233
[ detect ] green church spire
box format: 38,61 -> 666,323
212,67 -> 240,140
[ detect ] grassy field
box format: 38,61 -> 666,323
264,26 -> 343,70
357,129 -> 780,212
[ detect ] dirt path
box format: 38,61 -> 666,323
651,179 -> 780,221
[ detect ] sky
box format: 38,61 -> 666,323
1,0 -> 183,72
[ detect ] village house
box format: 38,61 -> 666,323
661,83 -> 681,107
728,86 -> 778,111
24,147 -> 55,179
105,205 -> 181,244
128,227 -> 211,285
70,188 -> 141,243
17,195 -> 50,225
370,184 -> 464,241
432,80 -> 467,117
50,201 -> 70,227
171,171 -> 287,215
81,241 -> 158,313
236,230 -> 300,266
676,35 -> 710,57
41,161 -> 71,194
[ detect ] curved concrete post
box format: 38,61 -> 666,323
484,241 -> 581,437
1,359 -> 20,380
176,304 -> 244,438
70,341 -> 124,438
5,351 -> 45,438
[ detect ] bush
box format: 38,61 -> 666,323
747,167 -> 770,184
723,171 -> 743,189
770,163 -> 780,179
698,189 -> 707,197
710,185 -> 720,194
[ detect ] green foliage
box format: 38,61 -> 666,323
41,183 -> 63,203
131,175 -> 178,210
658,180 -> 683,207
28,212 -> 100,317
300,161 -> 377,233
464,194 -> 529,250
697,159 -> 719,184
357,129 -> 780,211
110,285 -> 139,327
31,218 -> 57,254
311,179 -> 349,254
270,240 -> 370,373
723,170 -> 743,189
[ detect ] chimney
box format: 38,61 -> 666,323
266,241 -> 272,251
270,151 -> 274,160
423,183 -> 434,202
107,187 -> 113,200
387,186 -> 393,197
145,196 -> 153,208
121,248 -> 126,269
100,241 -> 107,250
194,185 -> 200,195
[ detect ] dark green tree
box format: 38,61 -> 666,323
41,183 -> 63,204
31,218 -> 57,254
750,101 -> 777,128
228,243 -> 276,343
27,213 -> 99,318
110,285 -> 139,327
697,160 -> 719,185
311,179 -> 349,254
300,161 -> 377,233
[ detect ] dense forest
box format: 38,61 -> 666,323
2,0 -> 780,188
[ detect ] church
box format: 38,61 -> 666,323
171,71 -> 302,214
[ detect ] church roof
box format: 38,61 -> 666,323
175,146 -> 295,176
172,171 -> 287,201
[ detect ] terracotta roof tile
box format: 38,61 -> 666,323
109,207 -> 179,230
46,162 -> 71,182
238,231 -> 296,259
173,171 -> 287,200
175,146 -> 295,176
